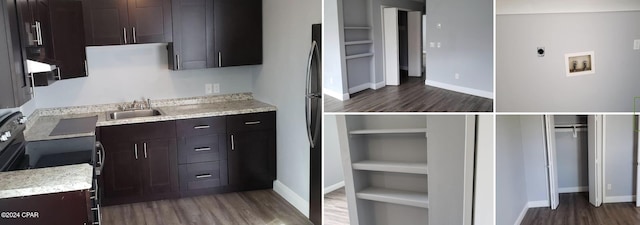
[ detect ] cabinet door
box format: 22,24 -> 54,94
213,0 -> 262,67
127,0 -> 172,44
228,129 -> 276,191
169,0 -> 214,70
140,138 -> 178,197
49,0 -> 87,79
83,0 -> 129,46
32,0 -> 55,60
101,140 -> 143,201
0,0 -> 31,109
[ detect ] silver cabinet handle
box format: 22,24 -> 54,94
196,174 -> 212,179
84,60 -> 89,75
175,55 -> 180,70
143,142 -> 147,158
195,147 -> 211,152
134,144 -> 138,159
123,27 -> 127,44
132,27 -> 137,44
231,134 -> 235,150
194,125 -> 210,129
32,22 -> 42,45
244,121 -> 261,125
27,73 -> 35,98
218,52 -> 222,67
54,68 -> 61,80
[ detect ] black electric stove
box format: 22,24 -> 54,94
0,112 -> 29,172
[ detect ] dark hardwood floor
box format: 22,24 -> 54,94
324,188 -> 349,225
521,192 -> 640,225
324,76 -> 493,112
101,190 -> 312,225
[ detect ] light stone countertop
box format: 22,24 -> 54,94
0,164 -> 93,199
24,93 -> 277,142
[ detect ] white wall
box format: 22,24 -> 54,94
323,115 -> 345,192
33,43 -> 255,108
555,130 -> 589,190
519,116 -> 550,203
496,115 -> 528,225
252,0 -> 321,217
497,0 -> 640,14
604,115 -> 636,200
323,0 -> 348,100
496,11 -> 640,112
474,115 -> 495,225
425,0 -> 493,96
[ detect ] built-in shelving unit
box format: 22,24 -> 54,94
338,115 -> 428,225
344,26 -> 372,30
345,40 -> 374,45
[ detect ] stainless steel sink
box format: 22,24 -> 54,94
107,109 -> 163,120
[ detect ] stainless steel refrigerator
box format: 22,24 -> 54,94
307,23 -> 322,225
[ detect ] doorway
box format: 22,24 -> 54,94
543,115 -> 604,210
382,7 -> 421,86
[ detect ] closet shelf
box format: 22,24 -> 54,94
349,128 -> 428,135
356,187 -> 429,209
344,26 -> 371,30
345,40 -> 373,45
352,160 -> 428,175
345,53 -> 374,60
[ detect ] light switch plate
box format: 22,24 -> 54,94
429,42 -> 435,48
634,39 -> 640,50
213,83 -> 220,93
205,83 -> 212,94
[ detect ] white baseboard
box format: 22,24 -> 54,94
348,83 -> 371,94
323,88 -> 350,101
324,181 -> 345,194
425,79 -> 493,99
371,81 -> 385,90
273,180 -> 309,217
558,186 -> 588,193
528,200 -> 549,208
605,195 -> 635,203
514,202 -> 528,225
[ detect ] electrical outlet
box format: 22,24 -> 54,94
429,42 -> 435,48
634,39 -> 640,50
213,83 -> 220,93
455,73 -> 460,79
205,83 -> 212,94
607,184 -> 612,190
437,23 -> 442,29
437,42 -> 441,48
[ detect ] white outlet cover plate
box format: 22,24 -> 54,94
634,39 -> 640,50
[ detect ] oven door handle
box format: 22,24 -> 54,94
95,141 -> 105,176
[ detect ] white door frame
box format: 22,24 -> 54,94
543,115 -> 560,210
636,115 -> 640,207
588,115 -> 603,207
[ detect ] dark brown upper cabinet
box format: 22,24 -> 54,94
168,0 -> 261,70
0,0 -> 32,109
83,0 -> 172,46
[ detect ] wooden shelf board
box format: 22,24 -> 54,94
349,128 -> 427,135
345,40 -> 373,45
353,160 -> 428,175
345,53 -> 374,60
356,187 -> 428,208
344,26 -> 372,30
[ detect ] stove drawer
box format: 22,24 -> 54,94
179,161 -> 228,191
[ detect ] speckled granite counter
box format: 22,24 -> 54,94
0,164 -> 93,199
24,93 -> 276,142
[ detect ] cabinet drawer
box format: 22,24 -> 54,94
227,111 -> 276,133
178,134 -> 226,164
176,116 -> 226,137
100,121 -> 176,141
179,161 -> 228,191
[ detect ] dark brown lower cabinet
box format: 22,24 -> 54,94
0,190 -> 90,225
99,121 -> 178,205
227,112 -> 276,191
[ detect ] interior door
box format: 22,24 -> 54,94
588,115 -> 602,207
544,115 -> 560,210
383,7 -> 399,85
407,11 -> 421,77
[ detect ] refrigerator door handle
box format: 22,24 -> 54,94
305,41 -> 319,148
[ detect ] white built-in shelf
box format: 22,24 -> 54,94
344,26 -> 371,30
349,128 -> 428,135
345,53 -> 374,60
356,187 -> 429,209
353,160 -> 428,175
345,40 -> 373,45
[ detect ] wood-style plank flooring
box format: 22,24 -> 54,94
521,192 -> 640,225
324,76 -> 493,112
101,190 -> 312,225
324,188 -> 350,225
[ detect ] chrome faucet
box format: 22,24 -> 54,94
119,98 -> 151,111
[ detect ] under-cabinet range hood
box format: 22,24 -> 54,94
26,59 -> 57,73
